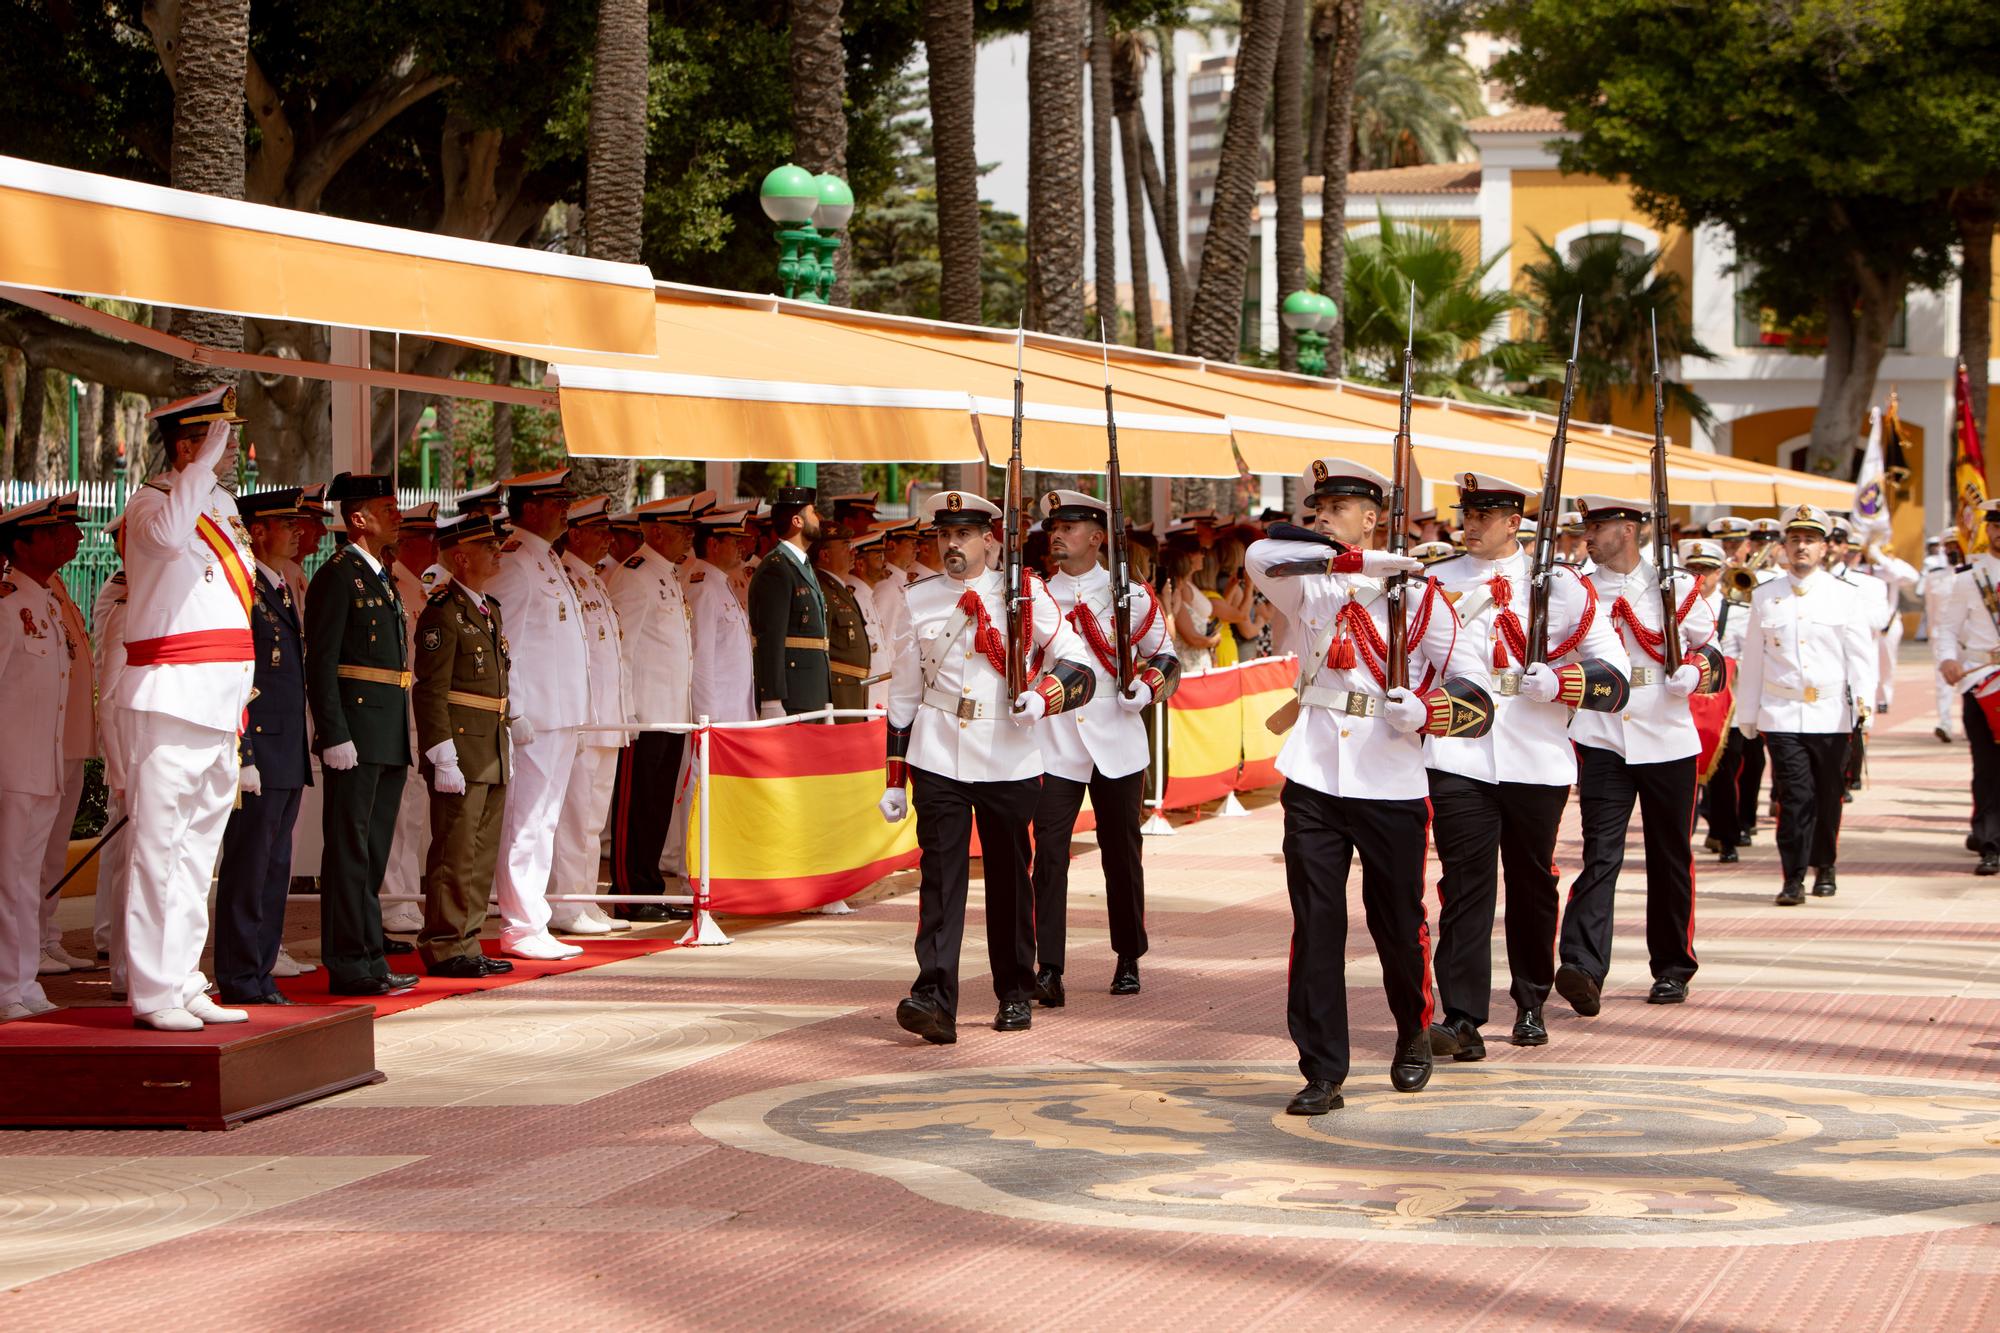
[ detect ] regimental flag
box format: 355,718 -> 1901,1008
1882,388 -> 1913,488
1851,404 -> 1892,548
1956,359 -> 1990,555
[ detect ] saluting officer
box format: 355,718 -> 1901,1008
688,505 -> 756,723
1736,505 -> 1878,903
412,514 -> 516,978
749,486 -> 834,717
305,471 -> 418,997
1029,489 -> 1180,1004
213,489 -> 310,1007
1247,458 -> 1488,1116
0,495 -> 83,1021
879,490 -> 1096,1044
813,530 -> 873,715
1557,495 -> 1720,1010
1928,502 -> 2000,874
1423,474 -> 1629,1060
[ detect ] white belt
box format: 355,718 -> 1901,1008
1766,681 -> 1828,704
923,686 -> 1001,721
1628,666 -> 1658,688
1299,684 -> 1383,717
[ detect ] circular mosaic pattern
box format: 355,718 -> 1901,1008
693,1062 -> 2000,1247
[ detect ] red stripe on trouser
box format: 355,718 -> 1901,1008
1418,796 -> 1436,1031
1683,765 -> 1700,960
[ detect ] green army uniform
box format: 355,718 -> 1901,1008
818,568 -> 871,717
412,581 -> 512,967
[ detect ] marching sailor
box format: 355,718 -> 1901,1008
1422,474 -> 1629,1059
1931,502 -> 2000,875
1734,505 -> 1878,904
1247,458 -> 1490,1116
1029,490 -> 1181,1004
1924,531 -> 1968,743
1704,520 -> 1780,862
878,490 -> 1095,1044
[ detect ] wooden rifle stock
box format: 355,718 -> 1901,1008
1648,313 -> 1682,672
1527,299 -> 1583,663
1005,324 -> 1028,699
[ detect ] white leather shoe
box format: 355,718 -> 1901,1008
37,951 -> 71,975
503,932 -> 584,961
135,1007 -> 203,1032
584,902 -> 630,932
187,994 -> 250,1024
0,1002 -> 35,1023
20,994 -> 59,1015
551,909 -> 614,936
381,911 -> 426,934
45,943 -> 96,970
809,898 -> 856,916
271,948 -> 318,977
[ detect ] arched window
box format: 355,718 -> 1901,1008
1552,220 -> 1660,261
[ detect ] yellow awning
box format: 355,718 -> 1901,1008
0,155 -> 656,358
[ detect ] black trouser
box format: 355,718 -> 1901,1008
1031,768 -> 1148,974
911,766 -> 1040,1017
1968,696 -> 2000,855
1279,781 -> 1433,1085
610,729 -> 686,900
1765,732 -> 1851,879
1561,745 -> 1698,987
319,762 -> 406,987
1707,729 -> 1747,847
1739,733 -> 1767,829
1428,771 -> 1569,1028
213,785 -> 303,1001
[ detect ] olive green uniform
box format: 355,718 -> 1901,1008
747,543 -> 831,714
412,582 -> 512,966
819,569 -> 872,716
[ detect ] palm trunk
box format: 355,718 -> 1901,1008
1273,0 -> 1307,371
491,353 -> 516,478
791,0 -> 850,309
1958,185 -> 1996,447
1112,44 -> 1156,350
164,0 -> 251,403
1305,1 -> 1335,177
1315,0 -> 1362,371
15,359 -> 45,482
1187,0 -> 1286,361
1028,0 -> 1088,336
924,0 -> 982,326
1089,2 -> 1120,336
1157,38 -> 1188,351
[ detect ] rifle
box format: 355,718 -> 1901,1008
1005,319 -> 1028,701
1385,282 -> 1416,690
1100,320 -> 1134,697
1526,298 -> 1583,663
1648,311 -> 1682,672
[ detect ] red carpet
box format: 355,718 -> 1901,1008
272,935 -> 692,1017
0,1002 -> 335,1047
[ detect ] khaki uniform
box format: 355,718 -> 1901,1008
413,583 -> 511,966
819,569 -> 871,716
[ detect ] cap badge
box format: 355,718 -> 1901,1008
945,492 -> 963,512
1462,472 -> 1477,490
1310,460 -> 1328,484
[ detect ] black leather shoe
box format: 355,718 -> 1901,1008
382,935 -> 416,955
993,1000 -> 1032,1032
1738,832 -> 1755,847
223,991 -> 292,1005
1968,834 -> 1981,853
1978,853 -> 2000,877
476,955 -> 514,975
427,956 -> 489,980
1285,1079 -> 1343,1115
1648,978 -> 1689,1004
329,973 -> 420,997
895,994 -> 956,1045
1510,1007 -> 1548,1046
1717,845 -> 1739,864
663,905 -> 694,921
1776,876 -> 1806,906
1428,1016 -> 1485,1062
1811,867 -> 1837,897
624,904 -> 673,923
1032,967 -> 1066,1007
1390,1030 -> 1434,1093
1109,956 -> 1141,995
1554,964 -> 1602,1017
1842,790 -> 1854,804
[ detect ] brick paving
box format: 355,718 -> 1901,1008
3,653 -> 1997,1331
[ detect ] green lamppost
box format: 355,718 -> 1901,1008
1282,290 -> 1339,377
759,163 -> 853,304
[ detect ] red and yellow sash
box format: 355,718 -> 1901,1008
195,511 -> 254,624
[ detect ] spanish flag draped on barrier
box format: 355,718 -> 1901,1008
1160,657 -> 1298,806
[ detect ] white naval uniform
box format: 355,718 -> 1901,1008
1246,539 -> 1481,801
607,543 -> 695,878
1570,561 -> 1717,764
1844,555 -> 1917,709
1924,559 -> 1966,733
1932,552 -> 2000,701
114,470 -> 257,1016
841,572 -> 893,710
376,559 -> 433,932
35,573 -> 96,958
687,558 -> 754,723
871,572 -> 913,664
1424,547 -> 1628,787
1036,566 -> 1168,782
548,549 -> 629,923
91,570 -> 131,967
1736,569 -> 1877,734
486,528 -> 589,947
0,570 -> 74,1009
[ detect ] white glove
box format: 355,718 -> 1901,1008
878,787 -> 908,823
1011,689 -> 1049,727
424,738 -> 461,769
1518,662 -> 1560,704
1665,663 -> 1701,698
194,418 -> 232,470
1360,550 -> 1425,578
1118,680 -> 1154,713
510,716 -> 536,746
759,701 -> 786,721
432,764 -> 467,795
321,740 -> 358,771
238,764 -> 262,796
1737,721 -> 1759,740
1383,686 -> 1427,735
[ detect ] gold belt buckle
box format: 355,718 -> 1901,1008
1803,686 -> 1820,704
1495,669 -> 1522,697
957,698 -> 982,721
1630,667 -> 1656,687
1343,693 -> 1373,717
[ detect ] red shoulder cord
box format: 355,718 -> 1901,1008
1330,578 -> 1441,691
959,572 -> 1056,681
1067,581 -> 1161,676
1610,584 -> 1700,664
1490,570 -> 1595,667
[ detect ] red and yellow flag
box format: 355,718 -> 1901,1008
195,512 -> 254,621
1955,359 -> 1989,555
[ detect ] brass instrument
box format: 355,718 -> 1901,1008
1722,564 -> 1761,601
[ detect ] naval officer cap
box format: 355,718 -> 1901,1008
1411,539 -> 1456,566
567,495 -> 613,527
436,512 -> 505,551
238,488 -> 304,523
1979,499 -> 2000,523
1748,517 -> 1782,537
502,468 -> 575,505
631,489 -> 717,524
1559,508 -> 1584,535
1450,470 -> 1531,512
146,385 -> 246,433
1574,494 -> 1649,525
0,493 -> 82,547
1779,503 -> 1833,535
1518,517 -> 1540,541
1300,457 -> 1390,506
455,481 -> 504,515
829,491 -> 878,515
399,501 -> 439,531
1707,515 -> 1751,537
327,471 -> 395,503
699,504 -> 754,536
851,529 -> 885,552
1679,538 -> 1725,570
921,489 -> 1002,528
1040,488 -> 1109,525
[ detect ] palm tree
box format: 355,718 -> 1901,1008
923,0 -> 982,326
1186,0 -> 1286,361
1518,233 -> 1716,428
1348,7 -> 1484,171
570,0 -> 649,504
1029,0 -> 1087,336
1954,180 -> 1996,443
1089,1 -> 1119,334
1272,0 -> 1306,371
1316,0 -> 1363,369
1114,26 -> 1187,350
1110,31 -> 1155,348
1341,210 -> 1554,407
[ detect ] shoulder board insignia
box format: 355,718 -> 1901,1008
110,571 -> 127,584
624,554 -> 646,569
689,571 -> 705,583
420,571 -> 439,586
428,586 -> 453,602
1442,589 -> 1464,605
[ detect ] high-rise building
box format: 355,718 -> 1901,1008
1182,51 -> 1235,272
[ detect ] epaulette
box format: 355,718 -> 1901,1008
623,554 -> 646,569
420,570 -> 439,587
110,571 -> 126,584
688,570 -> 705,583
428,586 -> 453,603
